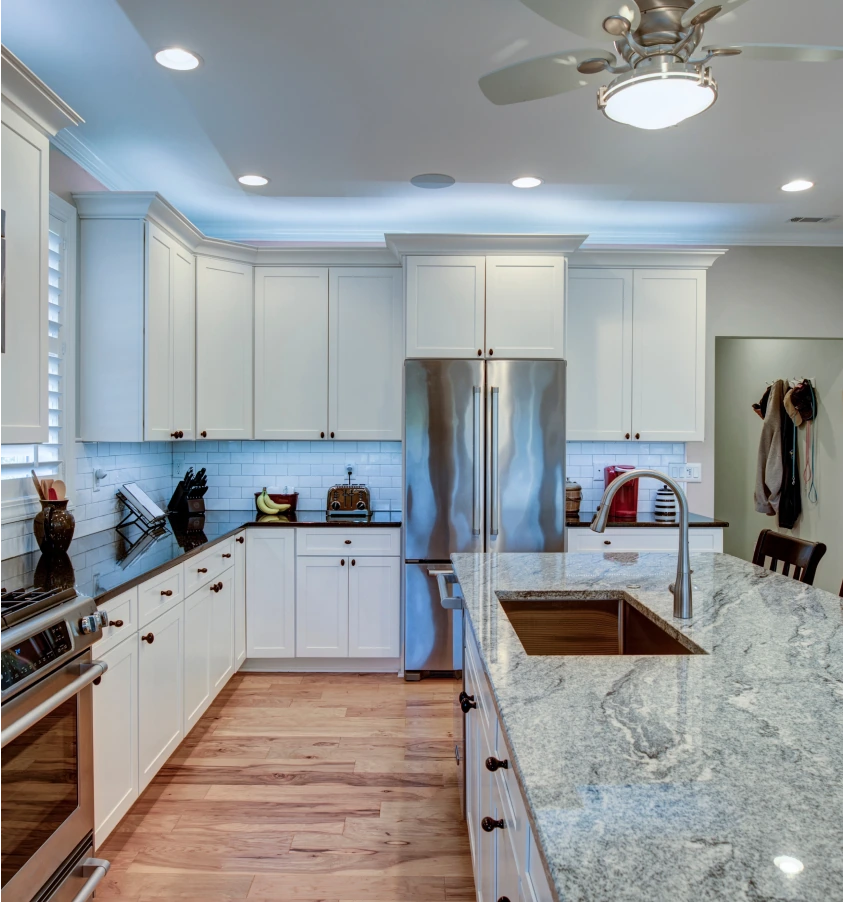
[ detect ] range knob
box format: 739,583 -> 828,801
79,614 -> 99,635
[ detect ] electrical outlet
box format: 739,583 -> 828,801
668,463 -> 702,482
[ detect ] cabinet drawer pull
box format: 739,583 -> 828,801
200,431 -> 207,438
341,559 -> 345,566
481,816 -> 504,832
330,431 -> 335,438
604,540 -> 611,545
625,433 -> 630,440
210,582 -> 223,592
170,431 -> 183,439
498,897 -> 512,902
351,559 -> 356,566
320,432 -> 325,438
141,633 -> 154,644
108,619 -> 124,628
485,756 -> 509,772
635,433 -> 640,440
236,536 -> 245,544
222,553 -> 231,559
488,349 -> 494,356
461,696 -> 477,713
459,691 -> 471,703
197,568 -> 208,573
160,589 -> 173,597
344,539 -> 352,545
477,349 -> 482,356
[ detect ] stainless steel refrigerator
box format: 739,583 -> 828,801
403,358 -> 566,678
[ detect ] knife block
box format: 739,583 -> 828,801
168,481 -> 206,516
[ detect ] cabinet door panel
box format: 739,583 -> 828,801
255,267 -> 328,439
234,531 -> 247,670
567,269 -> 633,440
210,573 -> 234,695
138,603 -> 184,791
196,257 -> 253,439
1,103 -> 50,443
246,529 -> 296,658
172,243 -> 196,440
93,633 -> 138,847
406,256 -> 485,358
296,557 -> 349,657
184,588 -> 212,733
485,256 -> 565,359
348,557 -> 399,657
144,223 -> 173,440
632,270 -> 705,441
329,268 -> 402,440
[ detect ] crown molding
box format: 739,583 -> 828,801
570,247 -> 728,269
1,45 -> 83,136
50,130 -> 135,191
385,233 -> 589,259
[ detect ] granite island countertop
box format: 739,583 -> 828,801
450,551 -> 843,902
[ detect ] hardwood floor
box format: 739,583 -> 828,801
96,673 -> 475,901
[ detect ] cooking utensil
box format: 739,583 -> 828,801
31,470 -> 45,500
52,479 -> 67,501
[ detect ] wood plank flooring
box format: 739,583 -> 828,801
96,673 -> 475,901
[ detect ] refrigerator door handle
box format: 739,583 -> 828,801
473,386 -> 482,536
490,386 -> 500,537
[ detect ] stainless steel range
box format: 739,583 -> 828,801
1,583 -> 111,902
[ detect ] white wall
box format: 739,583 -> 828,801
687,247 -> 843,516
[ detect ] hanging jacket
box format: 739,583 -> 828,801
779,400 -> 802,529
754,380 -> 785,515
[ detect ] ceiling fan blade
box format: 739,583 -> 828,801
704,43 -> 843,62
479,48 -> 616,105
519,0 -> 640,41
680,0 -> 754,28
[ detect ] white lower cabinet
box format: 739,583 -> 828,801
246,529 -> 296,658
296,556 -> 350,657
93,633 -> 139,847
349,556 -> 400,658
234,532 -> 247,670
138,602 -> 184,792
183,587 -> 212,733
210,574 -> 235,693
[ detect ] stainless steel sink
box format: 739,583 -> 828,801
496,593 -> 705,656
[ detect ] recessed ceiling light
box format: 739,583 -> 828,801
238,174 -> 269,186
781,179 -> 814,192
410,173 -> 456,189
773,856 -> 804,876
511,176 -> 543,189
154,47 -> 202,71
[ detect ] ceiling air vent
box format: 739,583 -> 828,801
790,215 -> 840,223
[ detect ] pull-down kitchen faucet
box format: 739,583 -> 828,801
591,469 -> 693,619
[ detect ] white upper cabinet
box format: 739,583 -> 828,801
406,256 -> 485,358
329,268 -> 403,440
567,269 -> 633,441
254,267 -> 329,440
485,256 -> 566,359
632,269 -> 705,442
1,51 -> 81,443
566,266 -> 706,443
77,204 -> 196,443
196,256 -> 254,440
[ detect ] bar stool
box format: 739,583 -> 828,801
751,529 -> 827,586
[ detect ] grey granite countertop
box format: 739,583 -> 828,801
450,551 -> 843,902
566,511 -> 729,528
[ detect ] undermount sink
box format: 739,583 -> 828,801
497,593 -> 705,656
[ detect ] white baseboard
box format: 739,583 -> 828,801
240,657 -> 402,674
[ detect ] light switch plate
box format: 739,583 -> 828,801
668,462 -> 702,482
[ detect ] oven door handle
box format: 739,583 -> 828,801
1,660 -> 108,748
70,858 -> 111,902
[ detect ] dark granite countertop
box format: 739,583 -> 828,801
567,511 -> 729,528
1,510 -> 401,605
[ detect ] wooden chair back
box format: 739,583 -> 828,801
751,529 -> 827,586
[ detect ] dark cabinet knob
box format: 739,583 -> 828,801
197,568 -> 208,574
141,633 -> 154,643
236,536 -> 245,544
330,431 -> 335,438
635,433 -> 640,440
200,431 -> 207,438
161,589 -> 173,597
222,553 -> 231,559
351,559 -> 356,566
485,756 -> 509,772
477,349 -> 482,356
210,582 -> 223,592
625,433 -> 630,440
481,816 -> 504,832
341,559 -> 345,566
604,540 -> 611,545
171,431 -> 180,439
109,619 -> 124,628
321,432 -> 325,438
461,696 -> 477,713
459,691 -> 472,703
498,897 -> 512,902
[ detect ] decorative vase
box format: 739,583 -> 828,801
33,499 -> 76,553
654,485 -> 677,523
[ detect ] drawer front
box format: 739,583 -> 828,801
296,528 -> 400,557
184,538 -> 236,595
568,528 -> 722,553
465,625 -> 496,747
138,564 -> 185,628
96,587 -> 138,655
526,829 -> 555,902
495,729 -> 529,877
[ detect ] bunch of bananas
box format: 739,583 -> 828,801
256,489 -> 291,517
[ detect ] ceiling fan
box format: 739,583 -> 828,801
479,0 -> 843,129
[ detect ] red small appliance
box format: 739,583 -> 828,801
603,465 -> 638,520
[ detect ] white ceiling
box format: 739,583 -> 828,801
3,0 -> 843,245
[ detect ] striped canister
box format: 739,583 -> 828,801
654,484 -> 677,522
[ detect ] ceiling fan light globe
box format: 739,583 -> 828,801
601,67 -> 717,130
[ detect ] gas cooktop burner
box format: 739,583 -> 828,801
1,586 -> 78,630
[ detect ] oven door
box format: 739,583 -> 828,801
1,650 -> 105,902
